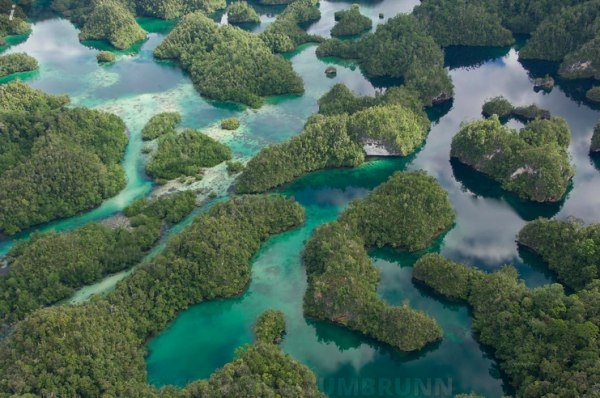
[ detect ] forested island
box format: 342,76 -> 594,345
0,52 -> 37,78
226,1 -> 260,24
482,96 -> 551,122
153,11 -> 305,107
0,195 -> 315,396
303,171 -> 454,351
316,13 -> 453,106
330,4 -> 371,37
235,83 -> 430,193
413,253 -> 600,397
518,218 -> 600,290
0,81 -> 128,235
0,191 -> 196,324
450,115 -> 574,202
2,0 -> 600,396
145,128 -> 231,181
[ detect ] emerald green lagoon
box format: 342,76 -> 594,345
2,1 -> 600,396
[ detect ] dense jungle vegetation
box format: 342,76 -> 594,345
236,84 -> 430,193
154,11 -> 304,107
303,171 -> 454,351
316,13 -> 454,106
227,1 -> 260,24
330,4 -> 371,37
235,114 -> 364,193
0,81 -> 128,235
0,1 -> 30,44
450,115 -> 574,202
482,96 -> 551,122
183,309 -> 324,397
520,0 -> 600,73
519,218 -> 600,290
78,0 -> 147,49
0,52 -> 37,78
413,253 -> 600,397
145,128 -> 232,181
260,0 -> 322,52
0,196 -> 314,397
0,191 -> 196,325
141,111 -> 181,141
3,1 -> 600,396
413,0 -> 514,47
50,0 -> 225,48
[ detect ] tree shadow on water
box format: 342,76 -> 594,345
306,318 -> 441,361
450,158 -> 567,221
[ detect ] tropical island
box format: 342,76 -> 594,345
330,4 -> 372,37
0,191 -> 196,324
141,112 -> 182,141
235,83 -> 431,193
316,13 -> 453,106
153,11 -> 305,107
304,171 -> 454,351
145,127 -> 231,182
0,81 -> 128,235
226,1 -> 260,24
2,0 -> 600,396
518,217 -> 600,290
481,96 -> 551,122
0,195 -> 313,396
413,253 -> 600,397
450,114 -> 574,202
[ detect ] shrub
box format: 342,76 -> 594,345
221,117 -> 241,130
96,51 -> 116,63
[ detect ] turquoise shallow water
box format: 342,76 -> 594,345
1,1 -> 600,396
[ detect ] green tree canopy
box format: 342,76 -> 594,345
145,128 -> 232,180
0,52 -> 38,78
450,115 -> 574,202
154,12 -> 304,107
304,171 -> 453,351
0,82 -> 128,234
79,0 -> 147,49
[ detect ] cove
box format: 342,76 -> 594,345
0,1 -> 599,397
